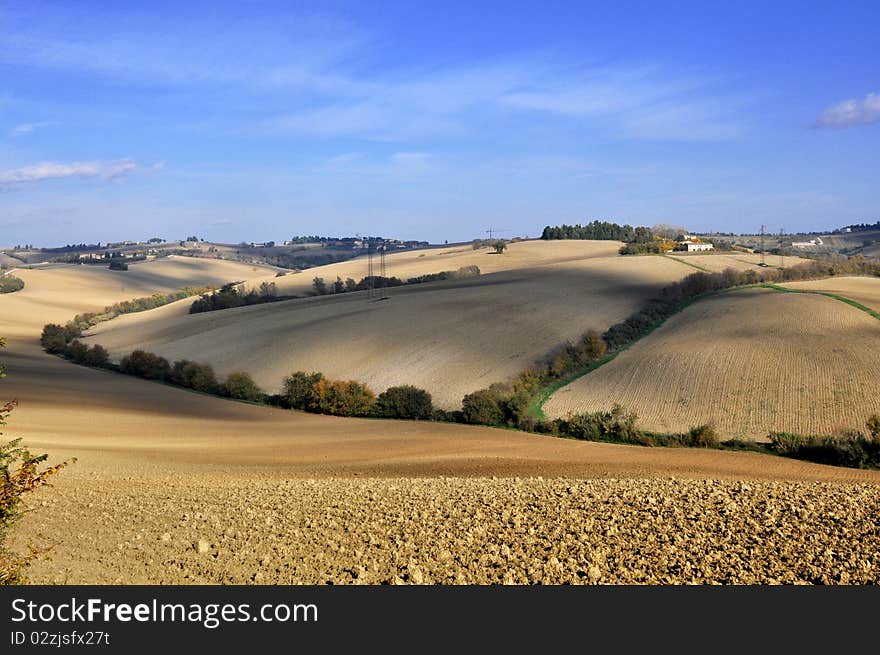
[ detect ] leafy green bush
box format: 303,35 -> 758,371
769,430 -> 880,469
2,339 -> 74,584
681,423 -> 719,448
40,323 -> 82,353
120,350 -> 171,380
555,405 -> 640,442
221,372 -> 264,402
461,388 -> 503,425
170,360 -> 218,393
0,275 -> 24,294
281,371 -> 325,410
375,385 -> 433,419
310,379 -> 375,417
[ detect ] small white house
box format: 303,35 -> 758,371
680,240 -> 714,252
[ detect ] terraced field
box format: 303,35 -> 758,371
545,287 -> 880,438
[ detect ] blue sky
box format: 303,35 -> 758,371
1,0 -> 878,246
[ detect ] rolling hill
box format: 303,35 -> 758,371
544,285 -> 880,438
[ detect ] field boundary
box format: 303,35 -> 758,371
536,280 -> 880,419
760,283 -> 880,321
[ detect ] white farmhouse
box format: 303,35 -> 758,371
680,240 -> 714,252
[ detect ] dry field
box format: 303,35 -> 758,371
13,471 -> 880,584
5,252 -> 880,585
84,244 -> 690,408
545,287 -> 880,438
782,276 -> 880,313
665,251 -> 807,272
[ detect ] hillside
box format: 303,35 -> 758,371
544,287 -> 880,438
782,276 -> 880,313
85,243 -> 692,408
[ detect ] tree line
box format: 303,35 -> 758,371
541,221 -> 654,243
311,265 -> 480,296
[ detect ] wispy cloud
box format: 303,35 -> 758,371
814,92 -> 880,129
0,160 -> 137,187
8,120 -> 56,137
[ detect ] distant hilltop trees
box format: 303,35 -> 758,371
541,221 -> 653,243
542,221 -> 702,255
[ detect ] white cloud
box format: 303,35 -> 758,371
0,160 -> 137,187
815,92 -> 880,129
9,120 -> 56,137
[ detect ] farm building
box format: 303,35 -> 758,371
679,241 -> 714,252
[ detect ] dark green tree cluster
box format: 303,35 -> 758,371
311,266 -> 481,297
541,221 -> 652,242
189,282 -> 279,313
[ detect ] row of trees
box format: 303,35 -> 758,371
311,266 -> 481,297
276,372 -> 434,419
65,287 -> 213,333
541,221 -> 654,243
456,257 -> 880,435
119,351 -> 264,401
189,282 -> 280,313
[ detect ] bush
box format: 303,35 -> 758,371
0,275 -> 24,294
2,338 -> 74,584
108,260 -> 129,271
461,388 -> 503,425
281,371 -> 325,410
310,379 -> 375,417
169,359 -> 218,393
84,344 -> 109,368
120,350 -> 171,380
769,430 -> 880,469
40,323 -> 81,353
682,423 -> 719,448
65,340 -> 89,364
222,371 -> 264,402
555,405 -> 640,442
867,415 -> 880,441
375,385 -> 433,419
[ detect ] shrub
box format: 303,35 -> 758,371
169,359 -> 218,393
375,385 -> 433,420
222,371 -> 264,402
555,405 -> 640,442
108,260 -> 129,271
769,430 -> 880,469
282,371 -> 325,410
461,389 -> 503,425
682,423 -> 719,448
84,344 -> 109,368
120,350 -> 171,380
867,415 -> 880,441
0,275 -> 24,294
65,340 -> 89,364
494,241 -> 507,254
40,323 -> 81,353
310,379 -> 375,417
2,339 -> 74,584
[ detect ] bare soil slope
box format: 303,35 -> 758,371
782,276 -> 880,313
85,253 -> 689,408
545,288 -> 880,438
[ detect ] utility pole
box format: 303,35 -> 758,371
760,224 -> 766,265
